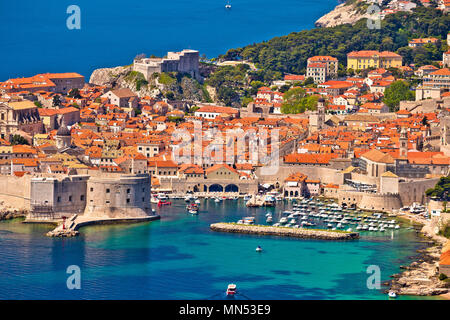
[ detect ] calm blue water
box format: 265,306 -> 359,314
0,199 -> 432,300
0,0 -> 338,80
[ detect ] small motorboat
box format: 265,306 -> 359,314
388,290 -> 397,298
186,203 -> 198,211
256,246 -> 262,252
157,200 -> 172,207
214,198 -> 221,203
151,195 -> 159,204
279,217 -> 288,224
243,217 -> 255,224
157,193 -> 168,200
189,210 -> 198,215
195,199 -> 201,204
226,283 -> 236,296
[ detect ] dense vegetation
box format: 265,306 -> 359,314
426,176 -> 450,201
219,7 -> 449,79
125,71 -> 148,91
383,81 -> 415,111
205,64 -> 270,106
10,135 -> 29,145
281,88 -> 318,114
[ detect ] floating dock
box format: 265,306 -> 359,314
210,223 -> 360,240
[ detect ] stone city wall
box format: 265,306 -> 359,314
398,178 -> 440,206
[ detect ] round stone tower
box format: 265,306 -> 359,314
84,174 -> 152,218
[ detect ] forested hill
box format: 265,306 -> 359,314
219,7 -> 449,79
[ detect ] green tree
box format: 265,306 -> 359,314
52,95 -> 61,107
383,81 -> 414,112
425,176 -> 450,201
68,88 -> 82,99
10,135 -> 29,145
165,91 -> 175,100
281,88 -> 318,114
218,87 -> 239,106
241,96 -> 253,108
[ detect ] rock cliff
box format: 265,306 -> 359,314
89,65 -> 206,101
315,0 -> 371,28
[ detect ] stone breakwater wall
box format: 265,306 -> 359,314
46,229 -> 79,238
210,223 -> 359,240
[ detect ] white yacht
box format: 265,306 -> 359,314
158,193 -> 168,200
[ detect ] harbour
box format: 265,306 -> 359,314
0,198 -> 434,300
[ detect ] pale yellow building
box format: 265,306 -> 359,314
347,51 -> 402,70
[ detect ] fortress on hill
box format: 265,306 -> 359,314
133,49 -> 201,81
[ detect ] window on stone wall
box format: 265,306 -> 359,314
106,188 -> 110,193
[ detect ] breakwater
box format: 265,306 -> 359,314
46,215 -> 161,237
210,223 -> 359,240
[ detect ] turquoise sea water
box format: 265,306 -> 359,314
0,199 -> 433,300
0,0 -> 338,80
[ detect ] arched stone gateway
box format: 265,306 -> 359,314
209,184 -> 224,192
225,184 -> 239,193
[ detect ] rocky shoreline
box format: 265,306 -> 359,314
0,209 -> 27,221
383,216 -> 450,297
210,223 -> 360,240
383,239 -> 450,296
315,0 -> 370,28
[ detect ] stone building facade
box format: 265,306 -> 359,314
30,175 -> 89,218
0,100 -> 43,140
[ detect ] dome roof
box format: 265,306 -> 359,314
56,125 -> 71,136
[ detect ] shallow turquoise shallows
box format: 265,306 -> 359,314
0,199 -> 434,300
0,0 -> 338,80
